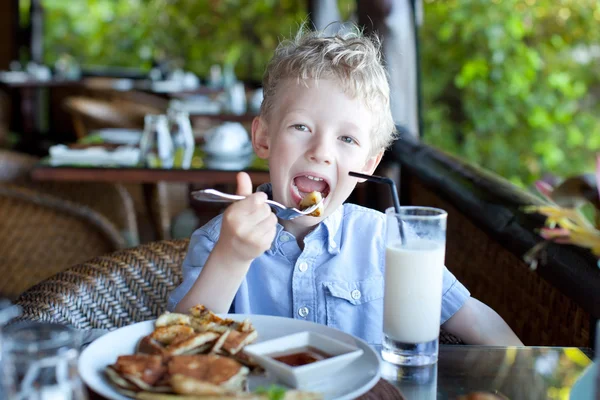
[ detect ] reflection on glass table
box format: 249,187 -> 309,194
378,345 -> 593,400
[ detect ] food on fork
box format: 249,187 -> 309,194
105,305 -> 322,399
298,191 -> 324,217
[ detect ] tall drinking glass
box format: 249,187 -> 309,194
382,206 -> 447,366
2,322 -> 88,399
0,299 -> 20,399
139,114 -> 174,169
167,108 -> 195,169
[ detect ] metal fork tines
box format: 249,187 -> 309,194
191,189 -> 324,220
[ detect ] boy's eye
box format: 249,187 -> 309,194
293,124 -> 309,132
339,136 -> 357,145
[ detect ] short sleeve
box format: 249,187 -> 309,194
167,217 -> 221,311
440,266 -> 470,324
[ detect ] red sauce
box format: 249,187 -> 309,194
269,346 -> 332,367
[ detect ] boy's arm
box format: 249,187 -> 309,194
441,297 -> 524,346
174,243 -> 253,313
174,172 -> 277,314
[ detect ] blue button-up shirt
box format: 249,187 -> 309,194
168,188 -> 470,345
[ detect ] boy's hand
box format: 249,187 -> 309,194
215,172 -> 278,264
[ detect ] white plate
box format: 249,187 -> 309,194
78,314 -> 381,400
91,129 -> 143,145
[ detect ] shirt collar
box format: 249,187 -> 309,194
258,183 -> 342,255
320,205 -> 343,254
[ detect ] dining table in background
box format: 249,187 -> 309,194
0,73 -> 255,151
85,344 -> 594,400
30,152 -> 270,240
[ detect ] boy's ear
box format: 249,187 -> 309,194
251,116 -> 270,159
356,150 -> 384,183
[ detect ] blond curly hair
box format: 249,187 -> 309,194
260,26 -> 397,153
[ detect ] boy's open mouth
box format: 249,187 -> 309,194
291,174 -> 330,206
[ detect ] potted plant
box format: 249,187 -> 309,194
524,155 -> 600,269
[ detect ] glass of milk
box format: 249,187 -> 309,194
382,206 -> 447,366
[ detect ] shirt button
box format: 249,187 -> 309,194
351,290 -> 361,300
298,262 -> 308,272
280,234 -> 290,243
298,307 -> 309,318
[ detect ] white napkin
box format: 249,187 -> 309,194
48,145 -> 140,166
170,96 -> 221,115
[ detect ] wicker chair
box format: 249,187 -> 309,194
15,239 -> 188,329
0,149 -> 140,245
13,238 -> 463,344
0,185 -> 124,299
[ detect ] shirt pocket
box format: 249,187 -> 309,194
323,276 -> 384,345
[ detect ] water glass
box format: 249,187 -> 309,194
139,114 -> 174,168
2,322 -> 88,400
0,300 -> 21,399
382,206 -> 447,366
167,108 -> 195,169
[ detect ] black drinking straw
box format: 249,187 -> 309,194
349,171 -> 406,243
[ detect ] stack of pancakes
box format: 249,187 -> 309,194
105,305 -> 261,398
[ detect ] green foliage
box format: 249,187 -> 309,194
421,0 -> 600,186
41,0 -> 355,81
41,0 -> 309,81
40,0 -> 599,186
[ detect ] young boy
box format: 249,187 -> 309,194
169,28 -> 522,346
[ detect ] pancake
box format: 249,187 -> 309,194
168,355 -> 249,393
113,355 -> 167,387
220,330 -> 258,355
155,312 -> 192,327
150,325 -> 195,345
166,332 -> 220,356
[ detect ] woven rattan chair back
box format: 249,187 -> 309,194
15,239 -> 188,329
0,184 -> 124,299
12,238 -> 466,345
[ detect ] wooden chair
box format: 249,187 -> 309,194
0,184 -> 124,300
82,78 -> 170,111
62,96 -> 162,139
0,149 -> 140,245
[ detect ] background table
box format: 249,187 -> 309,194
31,155 -> 270,239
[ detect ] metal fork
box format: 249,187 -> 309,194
191,189 -> 324,220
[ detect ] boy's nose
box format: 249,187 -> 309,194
307,139 -> 333,166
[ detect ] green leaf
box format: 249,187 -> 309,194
255,384 -> 288,400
